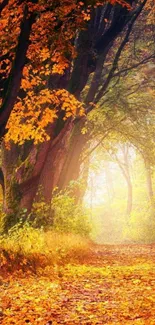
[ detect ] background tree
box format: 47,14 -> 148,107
83,60 -> 155,243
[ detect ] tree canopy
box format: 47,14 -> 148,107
1,0 -> 153,143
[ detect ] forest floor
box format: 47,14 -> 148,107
0,244 -> 155,325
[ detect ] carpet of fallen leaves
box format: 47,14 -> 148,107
0,244 -> 155,325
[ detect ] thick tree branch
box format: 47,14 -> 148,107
68,1 -> 133,98
95,0 -> 134,54
0,0 -> 9,15
0,5 -> 36,137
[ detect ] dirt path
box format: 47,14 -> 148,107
0,245 -> 155,324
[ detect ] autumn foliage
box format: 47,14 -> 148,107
0,0 -> 132,143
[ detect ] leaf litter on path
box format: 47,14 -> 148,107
0,244 -> 155,324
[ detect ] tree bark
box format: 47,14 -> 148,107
1,119 -> 88,227
38,119 -> 75,201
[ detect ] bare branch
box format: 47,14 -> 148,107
94,0 -> 148,104
81,117 -> 126,162
113,54 -> 155,78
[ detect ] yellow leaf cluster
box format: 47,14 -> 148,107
5,88 -> 85,146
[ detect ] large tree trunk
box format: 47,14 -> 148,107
1,119 -> 88,229
39,119 -> 88,202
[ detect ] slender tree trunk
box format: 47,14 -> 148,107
0,168 -> 4,197
126,177 -> 132,216
145,159 -> 154,204
114,144 -> 133,218
1,143 -> 20,214
104,161 -> 115,204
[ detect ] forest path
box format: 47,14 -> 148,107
0,244 -> 155,325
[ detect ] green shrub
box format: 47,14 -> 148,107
51,190 -> 91,236
28,185 -> 91,236
28,201 -> 52,228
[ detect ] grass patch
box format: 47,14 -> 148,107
0,224 -> 92,275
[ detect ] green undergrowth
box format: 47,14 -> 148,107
0,184 -> 91,235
